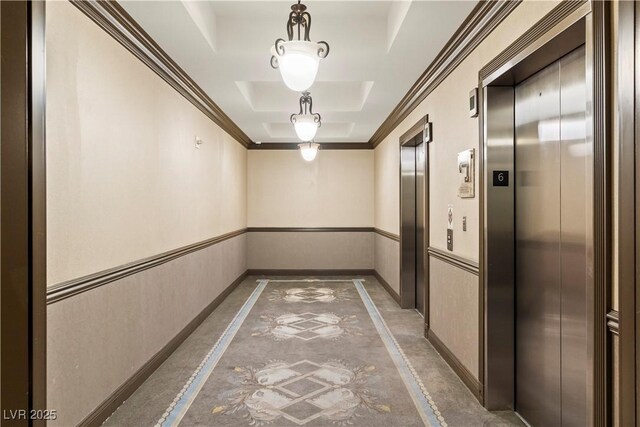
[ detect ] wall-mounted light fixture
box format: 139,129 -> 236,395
298,141 -> 320,161
270,1 -> 329,92
291,91 -> 321,141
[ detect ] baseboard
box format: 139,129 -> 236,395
373,270 -> 400,304
426,328 -> 483,403
247,269 -> 375,276
79,270 -> 249,427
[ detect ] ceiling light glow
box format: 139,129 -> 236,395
299,142 -> 320,161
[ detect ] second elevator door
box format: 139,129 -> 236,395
415,142 -> 425,315
514,46 -> 588,427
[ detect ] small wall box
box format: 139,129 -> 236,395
469,88 -> 478,118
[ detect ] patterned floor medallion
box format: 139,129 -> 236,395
253,312 -> 361,341
269,287 -> 351,304
212,359 -> 390,426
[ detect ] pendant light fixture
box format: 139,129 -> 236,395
291,91 -> 321,142
270,1 -> 329,92
298,142 -> 320,162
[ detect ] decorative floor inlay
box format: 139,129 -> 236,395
269,286 -> 351,304
253,312 -> 361,341
157,279 -> 445,427
212,359 -> 390,425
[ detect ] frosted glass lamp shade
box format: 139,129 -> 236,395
293,115 -> 319,141
298,142 -> 319,161
271,41 -> 321,92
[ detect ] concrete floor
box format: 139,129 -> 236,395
103,276 -> 523,427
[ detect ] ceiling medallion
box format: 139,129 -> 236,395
270,1 -> 330,92
290,91 -> 321,142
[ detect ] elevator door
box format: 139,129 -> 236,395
400,134 -> 426,315
415,142 -> 425,315
515,46 -> 588,427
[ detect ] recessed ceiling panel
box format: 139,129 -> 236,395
263,122 -> 355,139
236,81 -> 374,113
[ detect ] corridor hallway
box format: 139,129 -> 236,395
103,277 -> 521,427
1,0 -> 637,426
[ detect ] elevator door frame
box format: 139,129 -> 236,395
479,2 -> 610,425
399,115 -> 429,319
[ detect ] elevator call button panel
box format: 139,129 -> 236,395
493,170 -> 509,187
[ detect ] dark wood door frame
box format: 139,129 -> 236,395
615,0 -> 638,424
1,1 -> 47,424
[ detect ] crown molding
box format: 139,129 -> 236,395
248,142 -> 373,150
369,0 -> 522,147
70,0 -> 253,147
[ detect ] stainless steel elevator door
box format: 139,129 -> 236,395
515,46 -> 587,427
400,136 -> 426,314
415,142 -> 426,315
401,143 -> 417,308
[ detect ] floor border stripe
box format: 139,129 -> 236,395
156,279 -> 269,427
353,279 -> 447,427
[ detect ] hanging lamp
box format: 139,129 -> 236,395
298,142 -> 320,161
270,1 -> 329,92
291,91 -> 321,141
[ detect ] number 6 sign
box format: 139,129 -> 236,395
493,170 -> 509,187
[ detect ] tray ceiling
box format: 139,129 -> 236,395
120,1 -> 477,144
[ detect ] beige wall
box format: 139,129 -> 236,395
429,258 -> 479,378
374,0 -> 560,261
374,234 -> 399,294
46,1 -> 247,286
46,3 -> 249,424
248,231 -> 373,270
248,150 -> 374,227
48,235 -> 246,427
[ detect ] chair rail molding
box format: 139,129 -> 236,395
47,228 -> 247,304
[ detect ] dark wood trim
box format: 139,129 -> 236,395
592,2 -> 611,425
423,122 -> 431,328
479,0 -> 589,83
373,270 -> 400,305
369,0 -> 521,147
427,329 -> 483,402
47,228 -> 248,304
247,269 -> 375,277
478,71 -> 486,398
70,0 -> 252,147
636,1 -> 640,422
247,227 -> 374,233
1,1 -> 48,421
400,116 -> 428,146
248,142 -> 372,150
373,228 -> 400,242
616,0 -> 637,424
428,247 -> 479,276
78,271 -> 249,427
607,311 -> 619,336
